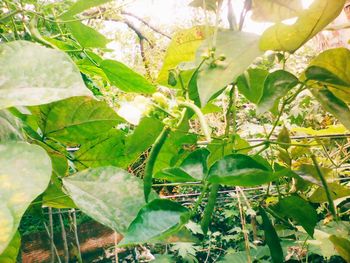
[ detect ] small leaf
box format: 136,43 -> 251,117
0,41 -> 92,110
310,87 -> 350,131
60,0 -> 113,19
180,148 -> 209,180
63,166 -> 153,234
258,70 -> 299,114
0,142 -> 51,254
273,195 -> 317,237
196,31 -> 262,106
67,21 -> 109,48
236,68 -> 269,104
0,231 -> 21,262
30,96 -> 122,144
259,0 -> 346,52
119,199 -> 189,246
101,60 -> 156,94
154,167 -> 199,183
277,126 -> 291,150
259,207 -> 284,263
189,0 -> 217,11
309,183 -> 350,203
251,0 -> 303,22
207,154 -> 276,186
0,110 -> 24,142
329,235 -> 350,262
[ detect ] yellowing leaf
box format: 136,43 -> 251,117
291,125 -> 348,135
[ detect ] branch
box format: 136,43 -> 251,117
121,11 -> 171,39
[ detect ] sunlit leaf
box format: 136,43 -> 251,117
277,126 -> 291,150
0,41 -> 92,109
259,0 -> 346,52
309,183 -> 350,203
196,31 -> 262,106
63,166 -> 154,234
329,235 -> 350,262
189,0 -> 217,11
0,142 -> 51,254
119,199 -> 189,245
60,0 -> 114,19
0,231 -> 21,262
0,110 -> 24,142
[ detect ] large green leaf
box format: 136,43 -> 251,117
63,166 -> 152,234
251,0 -> 303,22
329,235 -> 350,262
0,232 -> 21,262
120,199 -> 189,246
100,60 -> 156,94
258,70 -> 299,113
196,31 -> 262,106
30,96 -> 121,144
157,26 -> 210,87
236,68 -> 269,104
207,154 -> 276,186
309,183 -> 350,203
0,110 -> 24,142
259,0 -> 346,52
305,48 -> 350,102
273,195 -> 317,237
67,21 -> 109,48
310,87 -> 350,131
60,0 -> 114,19
259,207 -> 284,263
0,41 -> 92,109
125,116 -> 164,155
0,142 -> 51,254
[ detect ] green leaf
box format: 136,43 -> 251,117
259,207 -> 284,263
329,235 -> 350,262
196,31 -> 262,106
63,166 -> 153,234
259,0 -> 346,52
0,142 -> 51,254
310,87 -> 350,131
100,60 -> 156,94
189,0 -> 217,11
125,116 -> 164,155
67,21 -> 109,48
236,68 -> 269,104
251,0 -> 303,22
30,96 -> 121,144
0,110 -> 24,142
0,41 -> 92,109
43,175 -> 76,209
155,167 -> 199,183
153,255 -> 176,263
273,196 -> 317,237
120,199 -> 189,246
305,48 -> 350,102
60,0 -> 113,19
0,231 -> 21,263
277,126 -> 291,150
258,70 -> 299,113
157,26 -> 211,87
207,154 -> 276,186
309,183 -> 350,203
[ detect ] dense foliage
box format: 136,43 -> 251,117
1,0 -> 350,262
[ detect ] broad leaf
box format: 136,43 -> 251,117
310,87 -> 350,131
30,96 -> 121,144
125,116 -> 164,155
100,60 -> 156,94
196,31 -> 262,106
0,142 -> 51,254
259,207 -> 284,263
236,68 -> 269,104
251,0 -> 303,22
157,26 -> 211,87
273,195 -> 317,237
277,126 -> 291,150
258,70 -> 299,113
259,0 -> 346,52
120,199 -> 189,245
329,235 -> 350,262
309,183 -> 350,203
60,0 -> 114,19
0,110 -> 24,142
63,166 -> 153,234
0,231 -> 21,262
207,154 -> 276,186
155,167 -> 199,183
0,41 -> 92,109
43,176 -> 76,209
67,21 -> 109,48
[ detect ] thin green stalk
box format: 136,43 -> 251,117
267,101 -> 287,139
201,184 -> 219,234
225,86 -> 235,136
144,126 -> 171,202
311,154 -> 338,219
191,184 -> 208,217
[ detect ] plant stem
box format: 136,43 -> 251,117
267,101 -> 287,139
191,184 -> 208,217
58,209 -> 69,263
311,154 -> 338,220
225,86 -> 235,136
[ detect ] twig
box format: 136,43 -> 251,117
58,209 -> 69,263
